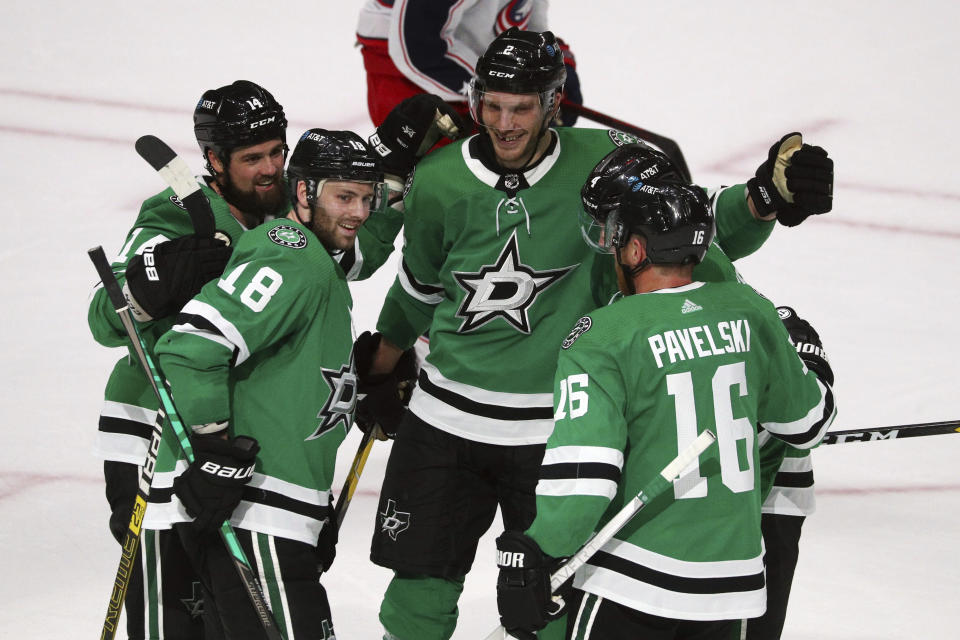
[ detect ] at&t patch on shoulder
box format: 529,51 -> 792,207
562,316 -> 592,349
269,224 -> 308,249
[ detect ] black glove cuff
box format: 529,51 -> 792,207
747,175 -> 786,219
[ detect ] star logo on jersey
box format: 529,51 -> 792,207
453,230 -> 576,334
169,194 -> 187,210
180,581 -> 204,618
561,316 -> 592,350
379,499 -> 410,541
608,129 -> 639,147
402,124 -> 416,138
306,357 -> 358,441
269,224 -> 308,249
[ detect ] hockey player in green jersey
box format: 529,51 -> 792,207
354,26 -> 835,640
88,79 -> 286,640
580,138 -> 834,640
494,178 -> 836,639
87,77 -> 465,638
148,129 -> 388,639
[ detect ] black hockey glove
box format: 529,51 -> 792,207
777,306 -> 834,386
496,531 -> 571,640
124,234 -> 232,321
747,132 -> 834,227
353,331 -> 418,440
369,94 -> 469,188
104,460 -> 139,543
554,38 -> 582,127
316,507 -> 338,573
173,434 -> 259,534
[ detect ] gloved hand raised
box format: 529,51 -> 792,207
747,132 -> 833,226
369,94 -> 470,191
124,234 -> 232,321
173,434 -> 259,534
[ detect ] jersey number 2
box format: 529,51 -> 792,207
667,361 -> 754,499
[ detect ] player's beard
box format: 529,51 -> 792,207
306,203 -> 358,253
220,173 -> 288,228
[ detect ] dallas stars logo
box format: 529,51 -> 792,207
452,230 -> 576,334
379,499 -> 410,541
180,581 -> 203,618
306,357 -> 358,441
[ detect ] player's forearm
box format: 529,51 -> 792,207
713,184 -> 775,261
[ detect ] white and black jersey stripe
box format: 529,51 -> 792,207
407,360 -> 554,445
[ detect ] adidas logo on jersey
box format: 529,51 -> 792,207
681,299 -> 703,314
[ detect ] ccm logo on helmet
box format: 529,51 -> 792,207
488,71 -> 516,78
249,115 -> 277,129
199,461 -> 255,479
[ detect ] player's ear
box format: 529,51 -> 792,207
208,149 -> 224,175
624,234 -> 646,268
296,180 -> 312,216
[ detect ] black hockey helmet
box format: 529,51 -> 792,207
286,128 -> 387,213
469,27 -> 566,125
581,143 -> 684,218
194,80 -> 287,174
581,178 -> 715,267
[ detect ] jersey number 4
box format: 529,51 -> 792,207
668,361 -> 754,499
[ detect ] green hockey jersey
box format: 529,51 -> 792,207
526,281 -> 836,621
89,182 -> 246,464
89,178 -> 399,467
376,128 -> 774,446
145,218 -> 357,544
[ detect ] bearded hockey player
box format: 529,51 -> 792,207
149,130 -> 388,639
495,178 -> 836,639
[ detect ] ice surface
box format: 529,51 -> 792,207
1,1 -> 957,637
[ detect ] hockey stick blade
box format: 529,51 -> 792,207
561,101 -> 692,183
821,419 -> 960,445
484,430 -> 717,640
88,246 -> 285,640
134,134 -> 215,237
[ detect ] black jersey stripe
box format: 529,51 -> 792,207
402,259 -> 443,296
772,469 -> 814,489
418,369 -> 553,421
336,246 -> 357,275
99,415 -> 153,439
589,550 -> 765,595
175,312 -> 225,338
540,461 -> 621,483
149,485 -> 328,521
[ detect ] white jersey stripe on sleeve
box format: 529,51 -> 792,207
173,299 -> 251,365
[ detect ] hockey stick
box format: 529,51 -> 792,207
89,247 -> 284,640
134,135 -> 216,237
333,427 -> 376,529
561,101 -> 692,183
483,429 -> 718,640
99,409 -> 165,640
821,419 -> 960,445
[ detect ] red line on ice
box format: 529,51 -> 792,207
0,86 -> 366,132
0,471 -> 100,501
